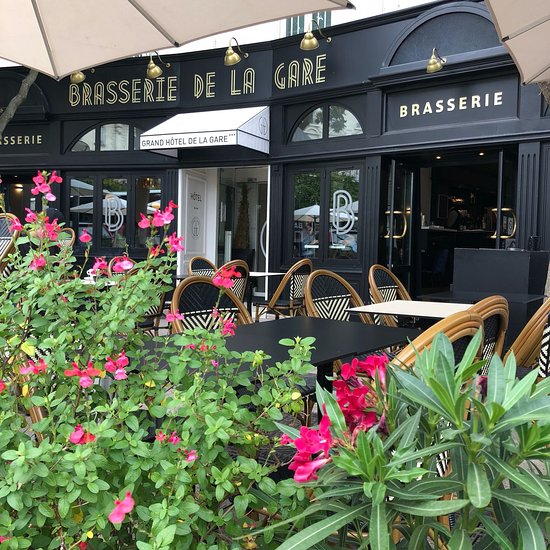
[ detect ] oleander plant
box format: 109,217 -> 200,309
263,332 -> 550,549
0,171 -> 310,549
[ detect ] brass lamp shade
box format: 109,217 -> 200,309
300,31 -> 319,50
224,38 -> 248,66
70,71 -> 86,84
147,56 -> 163,79
426,48 -> 446,74
224,46 -> 241,66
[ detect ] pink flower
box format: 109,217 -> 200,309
64,360 -> 102,388
105,351 -> 129,373
280,434 -> 294,445
0,380 -> 6,393
108,492 -> 134,524
152,207 -> 174,227
31,171 -> 51,195
0,535 -> 10,543
114,368 -> 127,380
92,257 -> 108,274
32,171 -> 46,185
45,192 -> 56,202
168,200 -> 178,210
112,257 -> 133,273
359,354 -> 389,391
9,217 -> 23,232
291,456 -> 330,483
155,431 -> 166,442
211,360 -> 219,368
45,219 -> 61,240
29,254 -> 46,271
341,357 -> 359,380
137,213 -> 151,229
167,232 -> 184,253
78,542 -> 88,550
168,431 -> 181,445
185,449 -> 198,462
149,245 -> 163,257
184,343 -> 196,350
221,318 -> 236,337
79,229 -> 92,243
212,266 -> 241,289
49,171 -> 63,184
166,310 -> 184,322
20,358 -> 48,375
69,424 -> 96,445
24,208 -> 37,223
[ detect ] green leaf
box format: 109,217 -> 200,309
495,397 -> 550,432
274,504 -> 370,550
501,369 -> 539,411
125,415 -> 140,432
383,409 -> 421,452
447,529 -> 472,550
478,515 -> 514,550
7,491 -> 23,511
455,329 -> 483,381
483,452 -> 550,502
156,524 -> 176,547
388,442 -> 459,468
391,499 -> 469,517
315,383 -> 347,438
407,524 -> 431,550
492,489 -> 550,512
486,354 -> 507,405
467,463 -> 491,508
514,507 -> 546,550
234,495 -> 248,518
370,502 -> 389,550
274,422 -> 300,441
392,370 -> 453,421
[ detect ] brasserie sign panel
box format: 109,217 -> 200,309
386,76 -> 519,131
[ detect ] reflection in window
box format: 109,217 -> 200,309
291,108 -> 324,141
329,169 -> 359,260
135,177 -> 162,247
329,106 -> 362,138
71,129 -> 96,152
293,172 -> 321,259
100,124 -> 129,151
69,177 -> 95,242
133,127 -> 143,150
101,178 -> 128,249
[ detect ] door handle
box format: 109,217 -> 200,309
384,210 -> 407,239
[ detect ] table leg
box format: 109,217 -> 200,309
245,276 -> 256,315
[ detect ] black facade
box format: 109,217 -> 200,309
1,0 -> 550,298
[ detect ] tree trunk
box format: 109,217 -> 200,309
0,69 -> 39,138
538,81 -> 550,107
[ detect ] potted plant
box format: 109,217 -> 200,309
255,332 -> 550,548
0,171 -> 310,549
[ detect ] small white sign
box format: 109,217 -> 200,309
140,130 -> 237,150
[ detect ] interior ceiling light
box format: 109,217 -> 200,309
426,48 -> 447,74
300,19 -> 332,51
479,152 -> 485,156
224,38 -> 248,66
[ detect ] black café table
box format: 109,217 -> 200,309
226,316 -> 419,392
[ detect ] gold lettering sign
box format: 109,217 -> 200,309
0,134 -> 43,146
274,54 -> 326,90
68,76 -> 178,107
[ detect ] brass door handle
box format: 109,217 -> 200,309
490,207 -> 516,239
384,210 -> 407,239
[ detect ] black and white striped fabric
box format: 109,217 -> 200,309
538,314 -> 550,378
289,273 -> 308,301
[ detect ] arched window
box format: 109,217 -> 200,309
290,104 -> 363,142
70,123 -> 143,152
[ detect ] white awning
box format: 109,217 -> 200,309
140,106 -> 269,156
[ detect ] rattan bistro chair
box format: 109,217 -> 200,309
368,264 -> 412,327
170,275 -> 252,333
57,227 -> 76,248
188,255 -> 217,277
254,258 -> 312,322
504,297 -> 550,376
468,295 -> 509,370
393,310 -> 484,369
213,259 -> 249,302
0,213 -> 21,278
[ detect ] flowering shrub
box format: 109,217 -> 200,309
0,171 -> 310,549
265,332 -> 550,549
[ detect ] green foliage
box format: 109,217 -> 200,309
263,331 -> 550,549
0,193 -> 310,548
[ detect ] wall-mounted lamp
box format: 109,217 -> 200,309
69,69 -> 94,84
426,48 -> 446,74
300,20 -> 332,51
147,52 -> 171,79
224,38 -> 248,66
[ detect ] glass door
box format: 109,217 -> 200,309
383,160 -> 414,291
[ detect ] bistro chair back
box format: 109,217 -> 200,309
188,255 -> 217,277
57,227 -> 76,249
254,258 -> 312,322
305,269 -> 373,325
0,213 -> 20,278
503,297 -> 550,375
468,295 -> 509,369
170,275 -> 252,333
393,310 -> 484,369
368,264 -> 412,327
213,259 -> 249,301
107,255 -> 136,277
